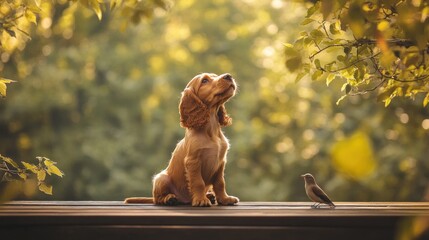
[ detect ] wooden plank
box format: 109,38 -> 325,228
2,202 -> 429,216
1,201 -> 428,240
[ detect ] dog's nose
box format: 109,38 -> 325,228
222,73 -> 233,81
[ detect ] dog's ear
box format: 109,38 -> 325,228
179,88 -> 210,129
217,104 -> 232,127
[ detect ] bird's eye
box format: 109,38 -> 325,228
201,78 -> 209,84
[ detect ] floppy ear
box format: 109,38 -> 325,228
217,104 -> 232,127
179,88 -> 210,129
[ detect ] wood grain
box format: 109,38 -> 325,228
1,201 -> 428,240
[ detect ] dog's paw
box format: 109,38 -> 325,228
161,194 -> 179,206
206,192 -> 216,204
217,196 -> 239,206
192,197 -> 212,207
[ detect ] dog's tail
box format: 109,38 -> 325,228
124,197 -> 154,204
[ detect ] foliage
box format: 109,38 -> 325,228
285,0 -> 429,107
0,0 -> 428,203
1,155 -> 63,199
0,78 -> 15,97
0,0 -> 169,199
0,0 -> 170,96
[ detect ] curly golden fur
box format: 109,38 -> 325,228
124,73 -> 239,206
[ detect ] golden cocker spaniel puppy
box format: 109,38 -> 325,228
125,73 -> 239,206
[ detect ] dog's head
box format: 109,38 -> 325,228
179,73 -> 237,129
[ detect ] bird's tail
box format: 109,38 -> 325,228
329,202 -> 336,208
124,197 -> 154,204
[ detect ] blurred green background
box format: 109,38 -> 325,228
1,0 -> 429,201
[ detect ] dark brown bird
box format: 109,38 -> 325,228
301,173 -> 335,208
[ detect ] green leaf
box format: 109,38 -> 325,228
284,43 -> 298,56
22,162 -> 38,174
423,93 -> 429,107
337,55 -> 346,62
345,84 -> 352,94
283,43 -> 293,48
44,159 -> 64,177
301,18 -> 315,25
341,83 -> 352,94
295,72 -> 307,83
306,2 -> 320,18
377,87 -> 396,107
326,74 -> 336,86
343,47 -> 351,55
18,172 -> 27,180
1,155 -> 19,168
89,0 -> 103,20
37,170 -> 46,181
39,183 -> 53,195
329,22 -> 340,35
384,97 -> 392,107
377,87 -> 395,103
314,59 -> 321,69
0,78 -> 16,97
285,56 -> 302,72
310,29 -> 325,40
0,78 -> 16,84
25,10 -> 37,25
311,70 -> 323,81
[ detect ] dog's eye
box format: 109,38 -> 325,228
201,78 -> 209,84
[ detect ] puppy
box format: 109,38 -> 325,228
124,73 -> 239,206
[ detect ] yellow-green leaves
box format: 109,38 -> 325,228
286,0 -> 429,107
1,155 -> 18,168
37,170 -> 46,182
0,78 -> 16,97
22,162 -> 38,174
424,93 -> 429,107
377,87 -> 396,107
90,0 -> 103,20
78,0 -> 103,20
25,9 -> 37,25
18,172 -> 27,180
43,158 -> 65,178
301,18 -> 315,26
1,155 -> 64,196
38,183 -> 53,195
284,43 -> 302,72
306,1 -> 320,18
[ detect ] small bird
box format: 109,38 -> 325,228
301,173 -> 336,209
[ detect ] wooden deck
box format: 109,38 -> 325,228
1,201 -> 429,240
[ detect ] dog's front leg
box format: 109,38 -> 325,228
212,161 -> 239,205
185,155 -> 212,207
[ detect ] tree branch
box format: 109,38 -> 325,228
356,38 -> 423,48
309,43 -> 348,60
320,52 -> 381,73
350,79 -> 387,96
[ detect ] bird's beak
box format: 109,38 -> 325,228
300,175 -> 305,178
